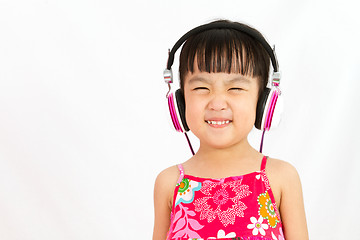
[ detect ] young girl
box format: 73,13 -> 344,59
153,20 -> 308,240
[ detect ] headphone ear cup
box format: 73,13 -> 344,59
167,91 -> 184,132
255,88 -> 271,130
175,89 -> 190,132
255,87 -> 282,131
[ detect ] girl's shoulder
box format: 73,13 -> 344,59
153,165 -> 183,239
265,157 -> 300,182
265,157 -> 302,198
154,165 -> 181,207
265,158 -> 308,239
155,165 -> 180,186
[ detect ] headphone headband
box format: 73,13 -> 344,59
166,21 -> 279,72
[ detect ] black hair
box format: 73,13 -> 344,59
179,20 -> 270,98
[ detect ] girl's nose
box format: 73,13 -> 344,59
208,94 -> 228,111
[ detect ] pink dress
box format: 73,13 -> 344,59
166,156 -> 285,240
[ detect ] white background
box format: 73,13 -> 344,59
0,0 -> 359,239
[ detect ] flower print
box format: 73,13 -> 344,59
217,229 -> 236,239
207,229 -> 236,239
247,216 -> 269,236
278,227 -> 285,240
272,227 -> 285,240
255,171 -> 262,180
175,178 -> 202,206
258,192 -> 279,228
170,204 -> 204,239
193,178 -> 251,227
272,232 -> 276,240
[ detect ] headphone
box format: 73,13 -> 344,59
163,21 -> 283,134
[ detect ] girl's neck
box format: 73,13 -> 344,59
194,139 -> 260,165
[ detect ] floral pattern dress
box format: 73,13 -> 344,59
166,156 -> 285,240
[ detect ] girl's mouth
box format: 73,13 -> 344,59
205,120 -> 232,127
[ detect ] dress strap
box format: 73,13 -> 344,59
177,164 -> 185,184
260,156 -> 268,171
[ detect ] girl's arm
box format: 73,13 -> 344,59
278,162 -> 309,240
153,167 -> 178,240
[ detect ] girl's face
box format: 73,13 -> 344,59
183,67 -> 259,150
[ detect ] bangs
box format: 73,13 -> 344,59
179,27 -> 270,93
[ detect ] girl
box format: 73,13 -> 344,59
153,20 -> 308,240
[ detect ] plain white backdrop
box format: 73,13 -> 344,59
0,0 -> 359,239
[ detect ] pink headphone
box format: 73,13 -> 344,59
163,21 -> 283,152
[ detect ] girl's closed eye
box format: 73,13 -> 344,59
193,87 -> 210,92
228,87 -> 245,92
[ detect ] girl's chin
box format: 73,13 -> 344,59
199,138 -> 247,150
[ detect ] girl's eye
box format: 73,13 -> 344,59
193,87 -> 209,91
229,88 -> 243,91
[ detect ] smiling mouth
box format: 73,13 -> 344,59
205,120 -> 232,127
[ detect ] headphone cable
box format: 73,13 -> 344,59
184,132 -> 195,155
259,130 -> 266,153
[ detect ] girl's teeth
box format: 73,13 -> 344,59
207,120 -> 230,125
